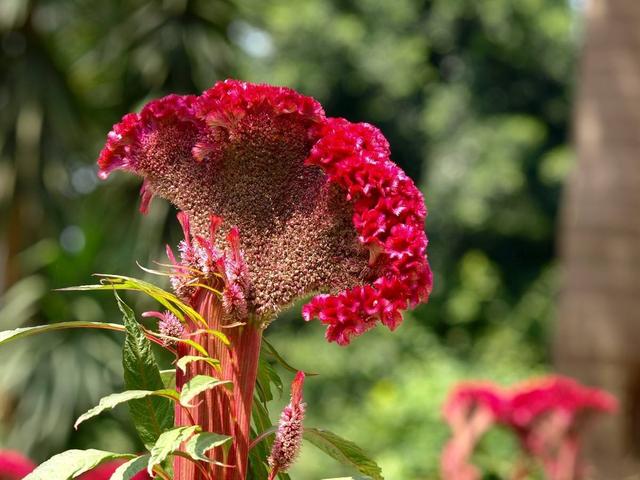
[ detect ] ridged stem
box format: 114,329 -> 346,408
174,291 -> 263,480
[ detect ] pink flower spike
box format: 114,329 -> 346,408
0,450 -> 35,479
143,310 -> 184,345
268,372 -> 306,479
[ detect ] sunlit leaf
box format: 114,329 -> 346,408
176,355 -> 221,374
74,389 -> 180,429
180,375 -> 232,406
304,428 -> 384,480
23,449 -> 133,480
109,455 -> 150,480
184,432 -> 232,462
147,426 -> 200,475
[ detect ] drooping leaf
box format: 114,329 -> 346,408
60,274 -> 206,327
262,337 -> 317,376
255,356 -> 283,405
23,449 -> 133,480
118,294 -> 174,447
147,426 -> 200,475
184,432 -> 232,462
110,455 -> 150,480
180,374 -> 232,406
0,321 -> 126,347
74,389 -> 180,429
176,355 -> 221,374
303,428 -> 384,480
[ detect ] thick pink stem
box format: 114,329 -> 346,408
174,291 -> 263,480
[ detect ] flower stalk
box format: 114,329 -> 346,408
174,289 -> 264,480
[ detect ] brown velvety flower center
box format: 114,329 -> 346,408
141,112 -> 371,318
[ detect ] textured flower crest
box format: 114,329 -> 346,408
98,80 -> 432,344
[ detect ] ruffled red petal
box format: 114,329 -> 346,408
97,94 -> 200,210
303,118 -> 432,345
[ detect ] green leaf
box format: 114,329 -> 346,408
0,321 -> 126,347
184,432 -> 232,462
176,355 -> 221,374
255,356 -> 283,404
148,426 -> 200,475
180,374 -> 232,406
110,455 -> 150,480
174,338 -> 211,358
160,369 -> 176,389
304,428 -> 384,480
74,389 -> 180,429
23,449 -> 133,480
262,337 -> 317,376
60,274 -> 207,327
118,294 -> 174,447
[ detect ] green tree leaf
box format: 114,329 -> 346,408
184,432 -> 232,462
147,426 -> 200,475
74,389 -> 180,429
23,449 -> 133,480
110,455 -> 151,480
180,374 -> 232,406
118,294 -> 174,447
303,428 -> 384,480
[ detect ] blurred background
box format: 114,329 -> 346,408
0,0 -> 637,478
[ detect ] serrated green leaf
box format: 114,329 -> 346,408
75,389 -> 180,429
23,449 -> 133,480
147,426 -> 200,475
180,375 -> 232,406
109,455 -> 150,480
118,294 -> 174,447
304,428 -> 384,480
184,432 -> 231,461
0,321 -> 126,347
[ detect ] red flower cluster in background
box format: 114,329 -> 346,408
441,375 -> 617,480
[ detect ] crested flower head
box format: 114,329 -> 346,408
0,450 -> 35,479
506,375 -> 617,430
443,381 -> 507,424
98,80 -> 432,343
268,372 -> 306,477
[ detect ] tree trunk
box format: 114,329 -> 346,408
555,0 -> 640,477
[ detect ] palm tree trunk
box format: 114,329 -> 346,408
556,0 -> 640,477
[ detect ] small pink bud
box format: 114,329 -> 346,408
143,310 -> 184,346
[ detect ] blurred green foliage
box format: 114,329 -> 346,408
0,0 -> 578,478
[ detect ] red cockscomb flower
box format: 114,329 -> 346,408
441,383 -> 506,480
98,80 -> 431,345
0,451 -> 35,479
441,376 -> 617,480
